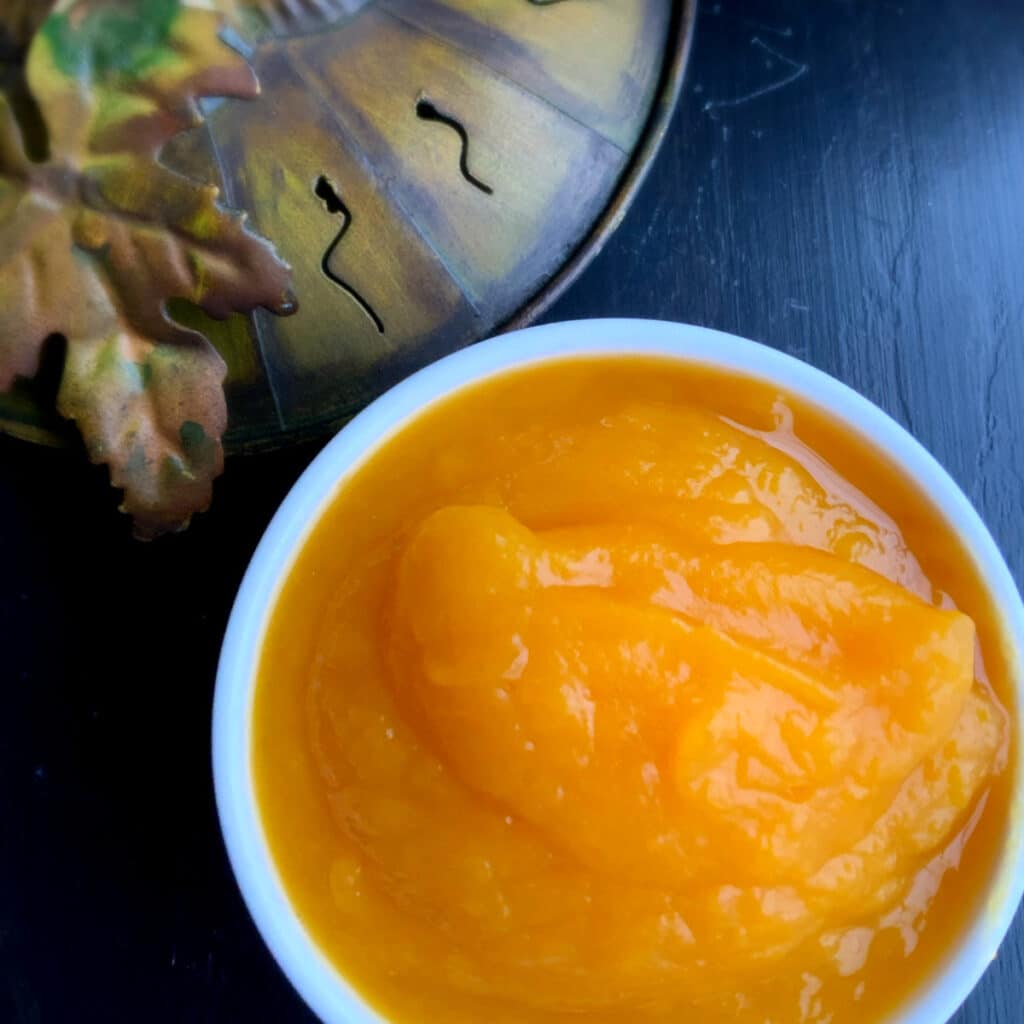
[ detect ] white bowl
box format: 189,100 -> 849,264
213,319 -> 1024,1024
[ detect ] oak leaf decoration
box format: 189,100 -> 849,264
0,0 -> 294,537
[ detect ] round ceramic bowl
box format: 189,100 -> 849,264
213,319 -> 1024,1024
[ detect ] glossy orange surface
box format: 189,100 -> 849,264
254,358 -> 1013,1023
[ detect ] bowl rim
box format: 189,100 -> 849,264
213,317 -> 1024,1024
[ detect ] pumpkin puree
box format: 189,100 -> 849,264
254,358 -> 1013,1023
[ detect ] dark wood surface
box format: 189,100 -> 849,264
2,1 -> 1022,1020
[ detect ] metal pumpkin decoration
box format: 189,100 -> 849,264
0,0 -> 694,536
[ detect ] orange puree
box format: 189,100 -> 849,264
254,357 -> 1013,1023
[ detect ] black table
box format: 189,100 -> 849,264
3,1 -> 1023,1020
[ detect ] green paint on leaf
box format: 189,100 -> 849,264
93,337 -> 121,378
180,419 -> 215,470
42,0 -> 182,82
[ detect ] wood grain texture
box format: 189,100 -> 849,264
281,7 -> 626,312
207,46 -> 481,433
1,0 -> 1022,1020
382,0 -> 671,150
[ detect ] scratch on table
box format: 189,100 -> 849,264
818,134 -> 838,170
973,294 -> 1016,491
890,346 -> 916,434
978,329 -> 1007,471
709,0 -> 795,40
704,38 -> 809,117
740,18 -> 794,38
631,195 -> 670,253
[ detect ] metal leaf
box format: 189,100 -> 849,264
0,0 -> 294,536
